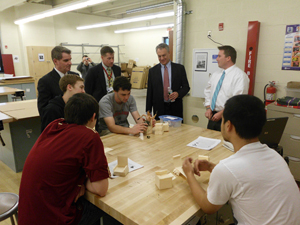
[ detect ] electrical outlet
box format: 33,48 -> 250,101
208,31 -> 211,37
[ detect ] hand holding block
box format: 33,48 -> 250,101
155,170 -> 173,189
113,156 -> 129,177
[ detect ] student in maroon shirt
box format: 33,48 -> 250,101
19,93 -> 118,225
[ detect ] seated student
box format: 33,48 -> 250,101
19,93 -> 117,225
98,76 -> 148,136
182,95 -> 300,224
40,74 -> 85,132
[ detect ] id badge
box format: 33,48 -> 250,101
107,86 -> 113,93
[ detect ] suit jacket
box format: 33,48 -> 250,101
146,62 -> 190,119
37,69 -> 78,116
84,63 -> 121,102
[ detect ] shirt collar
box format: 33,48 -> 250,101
224,64 -> 236,74
54,67 -> 66,78
160,60 -> 171,68
102,62 -> 109,70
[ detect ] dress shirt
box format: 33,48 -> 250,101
54,67 -> 65,78
102,62 -> 115,92
204,65 -> 249,112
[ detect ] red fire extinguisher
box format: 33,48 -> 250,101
264,81 -> 277,106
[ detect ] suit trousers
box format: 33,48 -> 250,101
207,111 -> 222,131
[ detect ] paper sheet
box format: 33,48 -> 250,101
187,136 -> 221,150
109,158 -> 144,178
222,140 -> 234,152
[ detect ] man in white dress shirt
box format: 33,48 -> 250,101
204,45 -> 249,131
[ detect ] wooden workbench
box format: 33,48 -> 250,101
86,124 -> 233,225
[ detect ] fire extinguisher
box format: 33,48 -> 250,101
264,81 -> 277,106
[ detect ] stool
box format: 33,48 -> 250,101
0,193 -> 19,225
11,91 -> 26,101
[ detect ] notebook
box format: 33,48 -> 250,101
258,117 -> 288,148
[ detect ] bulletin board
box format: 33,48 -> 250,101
192,48 -> 220,98
282,24 -> 300,71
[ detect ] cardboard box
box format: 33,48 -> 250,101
127,60 -> 137,76
136,66 -> 150,88
121,72 -> 129,77
121,63 -> 128,71
130,67 -> 147,89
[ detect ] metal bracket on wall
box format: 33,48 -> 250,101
185,10 -> 193,15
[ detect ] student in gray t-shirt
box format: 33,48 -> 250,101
98,76 -> 148,136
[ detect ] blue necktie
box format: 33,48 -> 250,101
210,71 -> 225,111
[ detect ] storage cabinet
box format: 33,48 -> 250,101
267,104 -> 300,181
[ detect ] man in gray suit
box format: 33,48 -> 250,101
77,55 -> 96,80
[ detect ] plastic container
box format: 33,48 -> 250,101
285,87 -> 300,98
159,115 -> 183,127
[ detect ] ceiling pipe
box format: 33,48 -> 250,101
175,0 -> 184,64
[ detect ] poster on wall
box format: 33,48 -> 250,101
194,52 -> 208,72
282,24 -> 300,70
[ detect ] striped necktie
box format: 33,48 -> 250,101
210,71 -> 225,111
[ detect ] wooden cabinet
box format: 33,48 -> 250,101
27,46 -> 53,96
267,104 -> 300,181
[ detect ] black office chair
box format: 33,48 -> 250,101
12,91 -> 26,101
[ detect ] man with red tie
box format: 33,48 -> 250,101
146,43 -> 190,120
204,45 -> 249,131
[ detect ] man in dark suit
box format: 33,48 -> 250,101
85,46 -> 121,103
37,46 -> 78,116
146,43 -> 190,120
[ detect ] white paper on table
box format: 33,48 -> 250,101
109,158 -> 144,178
187,136 -> 221,150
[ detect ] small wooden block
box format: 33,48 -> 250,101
155,169 -> 169,175
155,130 -> 164,135
173,154 -> 182,168
198,155 -> 209,161
155,173 -> 173,189
113,165 -> 129,177
163,123 -> 169,132
117,156 -> 128,167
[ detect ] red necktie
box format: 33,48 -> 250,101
164,66 -> 169,101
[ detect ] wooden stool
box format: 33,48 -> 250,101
0,193 -> 19,225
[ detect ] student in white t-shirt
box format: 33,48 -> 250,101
183,94 -> 300,225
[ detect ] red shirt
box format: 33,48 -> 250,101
19,119 -> 110,225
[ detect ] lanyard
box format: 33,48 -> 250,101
103,66 -> 112,80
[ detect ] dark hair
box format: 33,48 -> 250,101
100,46 -> 114,56
113,76 -> 131,92
59,74 -> 84,93
82,55 -> 88,58
156,43 -> 169,52
218,45 -> 237,64
51,46 -> 71,61
223,95 -> 266,139
64,93 -> 99,125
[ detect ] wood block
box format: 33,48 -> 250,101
173,154 -> 182,168
155,169 -> 169,175
198,155 -> 209,161
113,165 -> 129,177
117,156 -> 128,167
113,156 -> 129,177
163,123 -> 169,132
155,173 -> 173,189
155,130 -> 164,135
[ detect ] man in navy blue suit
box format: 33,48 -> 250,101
37,46 -> 78,116
146,43 -> 190,119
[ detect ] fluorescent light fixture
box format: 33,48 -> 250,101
114,23 -> 174,34
126,1 -> 174,14
77,11 -> 174,30
14,0 -> 110,25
